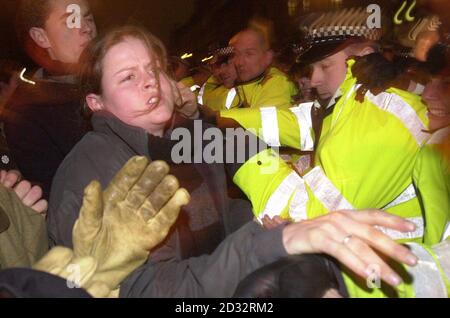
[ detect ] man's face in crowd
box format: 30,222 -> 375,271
31,0 -> 97,64
422,76 -> 450,131
211,59 -> 237,89
230,30 -> 273,82
310,51 -> 349,100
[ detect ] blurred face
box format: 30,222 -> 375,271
211,60 -> 237,89
422,76 -> 450,131
310,51 -> 348,100
42,0 -> 97,64
87,37 -> 175,136
297,77 -> 313,101
230,30 -> 273,82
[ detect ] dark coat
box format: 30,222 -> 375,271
47,112 -> 287,297
2,79 -> 90,199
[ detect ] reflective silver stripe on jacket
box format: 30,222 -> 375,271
225,88 -> 237,109
260,172 -> 304,219
433,240 -> 450,284
303,166 -> 354,211
443,222 -> 450,241
366,91 -> 429,145
197,83 -> 206,105
260,107 -> 281,147
290,102 -> 314,151
384,184 -> 417,209
405,243 -> 448,298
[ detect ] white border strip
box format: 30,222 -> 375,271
260,107 -> 281,147
290,103 -> 314,151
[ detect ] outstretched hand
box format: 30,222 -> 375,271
72,156 -> 190,290
282,210 -> 418,288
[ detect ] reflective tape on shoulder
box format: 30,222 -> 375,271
225,88 -> 237,109
260,107 -> 281,147
303,166 -> 354,211
366,91 -> 429,145
290,103 -> 314,151
406,243 -> 448,298
260,172 -> 304,219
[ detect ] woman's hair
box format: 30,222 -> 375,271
78,25 -> 168,116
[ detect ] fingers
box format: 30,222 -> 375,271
73,181 -> 104,257
86,281 -> 114,298
261,215 -> 287,230
313,225 -> 403,287
12,180 -> 31,199
175,81 -> 198,117
343,235 -> 403,286
145,188 -> 190,248
139,175 -> 179,221
21,185 -> 43,206
79,181 -> 104,226
343,209 -> 416,233
103,157 -> 149,204
319,234 -> 369,281
124,160 -> 170,212
1,170 -> 22,188
283,211 -> 418,289
12,181 -> 48,215
337,211 -> 418,267
33,246 -> 74,275
31,199 -> 48,216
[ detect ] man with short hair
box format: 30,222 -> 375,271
229,28 -> 298,109
2,0 -> 97,198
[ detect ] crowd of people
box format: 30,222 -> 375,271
0,0 -> 449,298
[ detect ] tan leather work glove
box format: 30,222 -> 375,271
34,157 -> 190,297
33,246 -> 116,298
72,156 -> 190,291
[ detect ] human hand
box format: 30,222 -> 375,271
72,157 -> 190,290
0,170 -> 48,215
261,215 -> 290,230
282,210 -> 418,287
33,246 -> 116,298
173,81 -> 199,119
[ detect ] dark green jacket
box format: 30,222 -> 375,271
0,186 -> 48,270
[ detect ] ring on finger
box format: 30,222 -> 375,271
342,234 -> 353,245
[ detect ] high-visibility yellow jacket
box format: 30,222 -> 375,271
235,67 -> 298,110
180,76 -> 196,90
197,76 -> 240,111
221,59 -> 450,297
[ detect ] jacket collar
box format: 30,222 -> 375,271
91,111 -> 150,157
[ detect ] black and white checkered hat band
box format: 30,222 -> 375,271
214,46 -> 234,57
311,26 -> 382,41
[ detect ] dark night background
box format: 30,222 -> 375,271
0,0 -> 447,69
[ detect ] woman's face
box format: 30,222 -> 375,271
88,37 -> 175,136
422,76 -> 450,131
